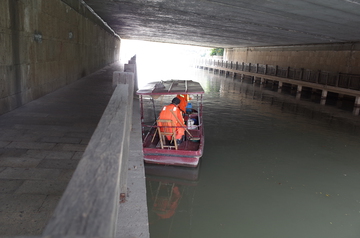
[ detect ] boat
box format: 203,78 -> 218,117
136,79 -> 205,167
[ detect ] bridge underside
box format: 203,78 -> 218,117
82,0 -> 360,48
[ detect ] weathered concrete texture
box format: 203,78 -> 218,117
0,0 -> 121,115
0,63 -> 123,236
116,98 -> 150,238
83,0 -> 360,48
224,43 -> 360,74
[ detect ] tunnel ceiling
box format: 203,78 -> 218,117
83,0 -> 360,48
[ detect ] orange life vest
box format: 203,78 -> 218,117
176,94 -> 191,113
158,104 -> 185,140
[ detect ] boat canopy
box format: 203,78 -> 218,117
136,80 -> 204,96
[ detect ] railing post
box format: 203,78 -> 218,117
249,63 -> 251,72
236,61 -> 238,70
316,70 -> 320,84
336,73 -> 340,87
348,75 -> 352,89
275,65 -> 278,76
256,63 -> 259,73
286,67 -> 290,78
265,64 -> 268,75
242,62 -> 244,71
125,59 -> 138,94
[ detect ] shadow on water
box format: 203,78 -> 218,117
145,69 -> 360,238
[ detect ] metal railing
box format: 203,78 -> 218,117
197,59 -> 360,91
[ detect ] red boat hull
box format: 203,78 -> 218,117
144,154 -> 200,167
143,136 -> 204,167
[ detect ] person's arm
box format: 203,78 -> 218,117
176,107 -> 185,125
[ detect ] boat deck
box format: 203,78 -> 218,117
144,128 -> 201,151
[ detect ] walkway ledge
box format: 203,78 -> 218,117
42,56 -> 149,238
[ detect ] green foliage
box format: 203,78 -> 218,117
210,48 -> 224,56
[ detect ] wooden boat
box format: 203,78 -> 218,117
136,79 -> 205,167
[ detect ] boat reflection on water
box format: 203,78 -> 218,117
145,163 -> 200,237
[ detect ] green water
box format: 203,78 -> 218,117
145,69 -> 360,238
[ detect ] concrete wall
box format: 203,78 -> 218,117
0,0 -> 121,115
224,43 -> 360,75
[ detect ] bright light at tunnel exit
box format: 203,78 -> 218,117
120,39 -> 209,88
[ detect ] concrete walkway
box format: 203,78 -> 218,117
0,63 -> 149,237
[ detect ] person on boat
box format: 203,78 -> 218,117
176,94 -> 192,114
158,97 -> 185,144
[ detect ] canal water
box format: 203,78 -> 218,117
142,67 -> 360,238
